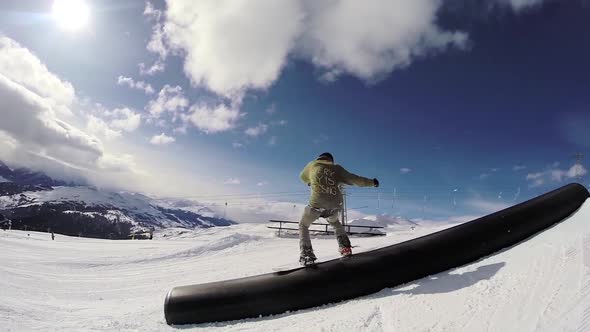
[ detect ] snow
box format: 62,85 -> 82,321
0,199 -> 589,331
0,175 -> 10,183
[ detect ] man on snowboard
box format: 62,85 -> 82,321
298,152 -> 379,266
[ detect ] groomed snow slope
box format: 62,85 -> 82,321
1,199 -> 589,331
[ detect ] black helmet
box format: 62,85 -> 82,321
317,152 -> 334,162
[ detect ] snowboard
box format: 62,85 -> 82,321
272,254 -> 353,272
272,261 -> 317,272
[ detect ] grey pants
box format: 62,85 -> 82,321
299,206 -> 351,258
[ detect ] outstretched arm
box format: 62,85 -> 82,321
337,165 -> 377,187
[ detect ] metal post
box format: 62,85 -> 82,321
341,187 -> 347,228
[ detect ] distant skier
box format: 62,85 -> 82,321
51,232 -> 55,240
298,152 -> 379,266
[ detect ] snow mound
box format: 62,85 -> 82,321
176,233 -> 262,257
134,233 -> 263,263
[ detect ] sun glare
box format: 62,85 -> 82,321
52,0 -> 90,31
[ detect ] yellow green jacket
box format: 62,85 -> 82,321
300,159 -> 374,209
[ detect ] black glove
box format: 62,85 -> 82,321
373,178 -> 379,187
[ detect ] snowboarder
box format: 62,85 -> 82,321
298,152 -> 379,266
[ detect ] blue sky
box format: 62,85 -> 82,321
0,0 -> 588,221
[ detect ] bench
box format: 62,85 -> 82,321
268,220 -> 385,237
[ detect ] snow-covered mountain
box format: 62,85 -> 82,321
0,161 -> 235,239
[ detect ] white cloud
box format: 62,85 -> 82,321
513,165 -> 527,171
257,181 -> 268,187
146,85 -> 189,118
525,172 -> 545,187
0,36 -> 146,190
150,133 -> 175,145
139,60 -> 165,76
479,173 -> 491,180
140,3 -> 167,77
108,108 -> 141,132
87,115 -> 122,140
207,199 -> 308,223
526,164 -> 587,187
117,75 -> 154,94
152,0 -> 467,99
569,164 -> 587,178
0,73 -> 103,162
144,1 -> 162,21
173,125 -> 188,135
466,199 -> 511,214
186,102 -> 242,134
300,1 -> 468,82
97,153 -> 138,173
140,0 -> 469,142
495,0 -> 545,11
245,123 -> 269,137
144,3 -> 168,59
550,164 -> 588,182
400,168 -> 412,174
224,178 -> 241,185
319,69 -> 342,83
232,142 -> 244,148
526,172 -> 543,180
0,36 -> 75,114
86,107 -> 141,140
0,72 -> 143,189
147,23 -> 168,59
161,0 -> 304,98
0,36 -> 225,197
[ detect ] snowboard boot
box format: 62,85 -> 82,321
300,245 -> 317,266
340,246 -> 352,257
337,235 -> 352,257
299,255 -> 317,266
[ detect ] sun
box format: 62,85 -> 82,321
52,0 -> 90,31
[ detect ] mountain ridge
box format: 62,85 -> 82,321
0,160 -> 235,239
